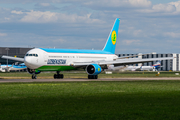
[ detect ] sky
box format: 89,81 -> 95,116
0,0 -> 180,54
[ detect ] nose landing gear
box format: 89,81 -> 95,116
54,71 -> 64,79
32,74 -> 37,79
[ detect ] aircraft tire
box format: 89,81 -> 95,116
88,75 -> 91,79
88,75 -> 98,79
32,75 -> 37,79
54,74 -> 57,79
54,74 -> 64,79
60,74 -> 64,79
58,74 -> 64,79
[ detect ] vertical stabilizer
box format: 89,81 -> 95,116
153,60 -> 161,68
103,18 -> 120,54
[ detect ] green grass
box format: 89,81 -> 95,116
0,71 -> 180,79
1,81 -> 180,119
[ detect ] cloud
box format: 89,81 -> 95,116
34,3 -> 59,11
164,32 -> 180,38
152,4 -> 176,12
83,0 -> 152,10
133,30 -> 142,36
169,1 -> 180,13
138,1 -> 180,14
39,3 -> 51,7
15,10 -> 103,24
53,38 -> 66,43
11,10 -> 24,14
0,33 -> 7,36
91,38 -> 104,42
129,0 -> 151,7
122,40 -> 141,45
1,0 -> 180,54
20,10 -> 58,23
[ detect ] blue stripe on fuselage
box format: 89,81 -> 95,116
40,48 -> 113,54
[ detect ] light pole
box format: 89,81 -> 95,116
5,48 -> 9,66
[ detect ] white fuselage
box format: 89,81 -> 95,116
24,48 -> 118,71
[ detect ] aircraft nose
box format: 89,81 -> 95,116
24,57 -> 32,68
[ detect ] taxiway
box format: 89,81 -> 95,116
0,77 -> 180,83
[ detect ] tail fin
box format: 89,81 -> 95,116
103,18 -> 120,54
153,60 -> 161,66
153,60 -> 161,69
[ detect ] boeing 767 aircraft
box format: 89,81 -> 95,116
2,18 -> 174,79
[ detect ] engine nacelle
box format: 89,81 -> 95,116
86,64 -> 102,75
27,68 -> 41,74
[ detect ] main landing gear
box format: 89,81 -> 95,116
54,71 -> 64,79
88,75 -> 98,79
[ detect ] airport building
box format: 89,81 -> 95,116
117,53 -> 180,71
0,47 -> 32,65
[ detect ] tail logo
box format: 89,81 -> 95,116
111,30 -> 117,45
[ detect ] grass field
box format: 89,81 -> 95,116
0,71 -> 180,79
1,81 -> 180,120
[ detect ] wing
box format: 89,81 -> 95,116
1,55 -> 24,62
72,57 -> 175,68
117,53 -> 150,59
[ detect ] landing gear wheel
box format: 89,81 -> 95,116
32,74 -> 37,79
54,71 -> 64,79
95,75 -> 98,79
54,74 -> 57,79
60,74 -> 64,79
88,75 -> 98,79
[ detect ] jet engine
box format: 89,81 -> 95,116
27,68 -> 41,74
86,64 -> 102,75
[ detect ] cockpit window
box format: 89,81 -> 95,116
25,54 -> 38,57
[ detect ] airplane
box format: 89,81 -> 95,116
1,18 -> 174,79
107,60 -> 162,71
0,63 -> 27,72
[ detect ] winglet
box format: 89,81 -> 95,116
103,18 -> 120,54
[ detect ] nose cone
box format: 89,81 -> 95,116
24,57 -> 37,69
24,57 -> 32,68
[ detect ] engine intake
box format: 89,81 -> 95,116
86,64 -> 102,75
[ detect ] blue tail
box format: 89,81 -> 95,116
103,18 -> 120,54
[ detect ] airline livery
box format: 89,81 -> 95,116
2,18 -> 174,79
